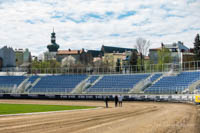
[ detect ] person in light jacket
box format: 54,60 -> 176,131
118,95 -> 123,107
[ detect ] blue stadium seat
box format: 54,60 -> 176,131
145,71 -> 200,94
0,76 -> 26,86
150,74 -> 162,82
88,76 -> 99,84
87,74 -> 150,93
1,71 -> 199,94
28,76 -> 39,83
30,74 -> 87,93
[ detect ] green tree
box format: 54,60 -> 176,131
194,34 -> 200,60
31,60 -> 61,74
157,47 -> 172,71
115,59 -> 121,72
129,51 -> 138,72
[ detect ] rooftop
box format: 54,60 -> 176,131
101,45 -> 136,53
57,49 -> 84,55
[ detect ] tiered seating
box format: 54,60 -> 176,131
0,76 -> 26,87
30,75 -> 87,93
88,76 -> 99,84
150,74 -> 162,82
145,71 -> 200,94
197,86 -> 200,90
87,74 -> 150,93
28,76 -> 39,83
0,76 -> 26,93
1,71 -> 200,94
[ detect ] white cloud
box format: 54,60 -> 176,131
0,0 -> 199,55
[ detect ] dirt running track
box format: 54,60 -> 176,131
0,99 -> 199,133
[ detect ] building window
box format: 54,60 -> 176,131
171,48 -> 177,52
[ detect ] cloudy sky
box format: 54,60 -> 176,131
0,0 -> 199,55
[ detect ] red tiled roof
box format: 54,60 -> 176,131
57,50 -> 83,55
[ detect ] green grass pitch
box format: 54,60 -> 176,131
0,103 -> 96,115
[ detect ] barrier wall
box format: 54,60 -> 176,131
0,93 -> 196,103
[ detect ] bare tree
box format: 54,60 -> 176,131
134,38 -> 151,70
135,37 -> 151,56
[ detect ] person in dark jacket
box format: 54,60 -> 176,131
105,96 -> 109,108
114,95 -> 118,107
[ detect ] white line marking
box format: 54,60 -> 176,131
0,107 -> 102,117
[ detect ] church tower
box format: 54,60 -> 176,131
44,28 -> 60,61
47,28 -> 59,52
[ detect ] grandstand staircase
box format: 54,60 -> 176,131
32,77 -> 41,87
129,74 -> 153,93
91,75 -> 103,86
147,70 -> 180,88
26,77 -> 41,92
14,77 -> 29,93
164,69 -> 180,77
10,85 -> 17,93
130,73 -> 166,93
71,76 -> 91,94
139,73 -> 165,93
131,71 -> 179,94
151,74 -> 164,85
85,75 -> 104,92
82,75 -> 103,93
72,75 -> 104,94
188,80 -> 200,93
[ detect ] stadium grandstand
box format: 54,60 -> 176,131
0,61 -> 200,96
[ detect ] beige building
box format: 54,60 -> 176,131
56,49 -> 93,66
15,48 -> 31,67
103,52 -> 126,68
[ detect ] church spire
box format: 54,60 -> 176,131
51,28 -> 56,43
47,28 -> 59,52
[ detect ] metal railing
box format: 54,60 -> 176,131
0,84 -> 16,93
144,86 -> 188,94
1,60 -> 200,75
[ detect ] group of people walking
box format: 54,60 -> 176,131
115,95 -> 123,107
105,95 -> 123,108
